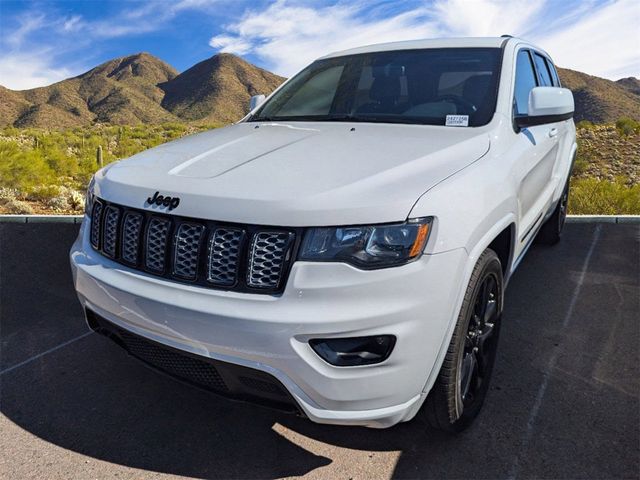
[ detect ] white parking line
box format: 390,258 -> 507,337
507,224 -> 602,479
0,331 -> 93,376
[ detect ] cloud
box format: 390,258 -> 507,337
210,0 -> 639,80
0,0 -> 224,89
90,0 -> 222,39
431,0 -> 545,37
0,51 -> 74,90
210,0 -> 440,75
5,12 -> 46,48
209,34 -> 254,55
63,15 -> 83,32
530,0 -> 640,79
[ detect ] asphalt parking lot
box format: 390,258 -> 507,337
0,222 -> 638,479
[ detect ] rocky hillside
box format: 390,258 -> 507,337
0,53 -> 180,128
558,68 -> 640,123
0,53 -> 284,128
160,53 -> 284,124
616,77 -> 640,96
574,125 -> 640,185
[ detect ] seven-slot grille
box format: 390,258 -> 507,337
90,198 -> 297,293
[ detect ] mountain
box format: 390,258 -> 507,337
160,53 -> 285,124
0,53 -> 637,128
0,53 -> 180,128
557,68 -> 640,123
616,77 -> 640,96
0,53 -> 283,128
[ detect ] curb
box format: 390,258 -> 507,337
0,215 -> 84,224
1,215 -> 639,224
566,215 -> 640,224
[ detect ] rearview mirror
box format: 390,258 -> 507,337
515,87 -> 574,129
249,94 -> 266,111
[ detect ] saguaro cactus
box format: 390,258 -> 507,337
96,145 -> 103,168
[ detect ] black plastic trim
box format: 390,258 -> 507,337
515,111 -> 574,128
86,309 -> 303,415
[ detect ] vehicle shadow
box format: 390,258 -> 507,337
1,335 -> 333,479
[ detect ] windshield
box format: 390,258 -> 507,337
251,48 -> 502,127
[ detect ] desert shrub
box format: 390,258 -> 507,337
1,198 -> 35,214
0,187 -> 19,200
68,190 -> 84,211
569,177 -> 640,215
44,148 -> 79,177
575,120 -> 595,130
572,155 -> 589,176
0,141 -> 56,191
25,185 -> 61,201
47,195 -> 70,211
615,117 -> 640,137
0,124 -> 210,200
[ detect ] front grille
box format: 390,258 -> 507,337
207,228 -> 243,286
89,198 -> 298,294
90,201 -> 103,248
248,232 -> 294,288
145,217 -> 171,272
121,212 -> 143,264
173,223 -> 205,279
102,206 -> 120,258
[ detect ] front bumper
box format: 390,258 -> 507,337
70,217 -> 467,428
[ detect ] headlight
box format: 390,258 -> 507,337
299,217 -> 432,269
85,176 -> 95,216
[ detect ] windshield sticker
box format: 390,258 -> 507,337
445,115 -> 469,127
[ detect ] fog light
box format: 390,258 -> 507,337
309,335 -> 396,366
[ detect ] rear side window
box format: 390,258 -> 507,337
533,53 -> 554,86
513,50 -> 538,116
546,58 -> 561,87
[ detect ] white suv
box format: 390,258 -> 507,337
70,37 -> 576,432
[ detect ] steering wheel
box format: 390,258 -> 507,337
433,95 -> 477,114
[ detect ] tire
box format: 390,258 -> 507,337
536,179 -> 569,245
422,249 -> 503,433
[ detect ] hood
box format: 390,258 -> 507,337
96,122 -> 490,226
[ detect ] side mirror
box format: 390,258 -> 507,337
515,87 -> 574,129
249,94 -> 266,111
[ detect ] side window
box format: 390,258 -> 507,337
533,53 -> 553,86
545,58 -> 561,87
513,50 -> 538,116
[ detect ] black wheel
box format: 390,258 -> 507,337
537,179 -> 569,245
423,249 -> 503,433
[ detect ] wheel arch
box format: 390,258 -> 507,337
487,223 -> 516,282
417,213 -> 515,403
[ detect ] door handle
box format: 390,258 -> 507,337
548,128 -> 558,138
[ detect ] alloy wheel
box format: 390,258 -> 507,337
458,274 -> 500,410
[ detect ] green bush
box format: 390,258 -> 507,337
569,177 -> 640,215
575,120 -> 595,130
615,117 -> 640,137
0,124 -> 213,197
0,141 -> 56,191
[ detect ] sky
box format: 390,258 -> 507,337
0,0 -> 638,90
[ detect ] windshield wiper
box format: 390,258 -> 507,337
251,113 -> 370,122
250,114 -> 427,125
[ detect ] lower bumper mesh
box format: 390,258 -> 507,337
86,309 -> 302,414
